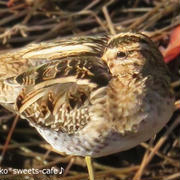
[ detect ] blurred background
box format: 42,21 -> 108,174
0,0 -> 180,180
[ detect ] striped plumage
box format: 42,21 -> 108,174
0,32 -> 174,158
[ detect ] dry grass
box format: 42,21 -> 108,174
0,0 -> 180,180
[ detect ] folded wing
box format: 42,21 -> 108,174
1,55 -> 111,134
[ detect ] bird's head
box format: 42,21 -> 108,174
102,32 -> 166,78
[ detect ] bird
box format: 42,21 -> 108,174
0,32 -> 175,180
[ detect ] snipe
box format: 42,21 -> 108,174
0,32 -> 174,179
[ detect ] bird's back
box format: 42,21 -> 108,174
0,36 -> 111,135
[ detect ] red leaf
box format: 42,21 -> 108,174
7,0 -> 14,7
160,25 -> 180,63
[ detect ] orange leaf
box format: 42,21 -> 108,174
161,25 -> 180,63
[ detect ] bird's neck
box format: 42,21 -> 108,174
106,74 -> 147,132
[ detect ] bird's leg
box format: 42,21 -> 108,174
85,156 -> 95,180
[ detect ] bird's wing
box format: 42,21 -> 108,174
0,35 -> 107,106
3,55 -> 111,134
0,36 -> 107,80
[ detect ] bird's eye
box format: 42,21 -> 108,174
117,51 -> 126,58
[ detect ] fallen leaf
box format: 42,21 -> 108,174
160,25 -> 180,63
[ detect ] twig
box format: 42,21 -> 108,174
102,5 -> 116,35
133,116 -> 180,180
141,142 -> 179,167
63,157 -> 75,176
0,9 -> 27,26
0,115 -> 19,164
163,172 -> 180,180
83,0 -> 101,11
